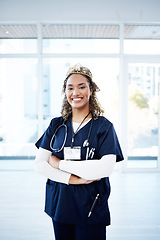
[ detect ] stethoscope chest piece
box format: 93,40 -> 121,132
83,139 -> 89,148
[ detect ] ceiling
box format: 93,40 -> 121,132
0,24 -> 160,39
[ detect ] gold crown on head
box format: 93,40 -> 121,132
66,63 -> 93,80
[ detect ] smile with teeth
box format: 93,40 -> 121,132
72,97 -> 83,102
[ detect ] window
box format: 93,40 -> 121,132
0,58 -> 38,157
127,63 -> 159,168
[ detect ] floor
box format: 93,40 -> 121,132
0,160 -> 160,240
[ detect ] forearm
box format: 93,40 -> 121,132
59,155 -> 116,180
68,174 -> 96,185
49,155 -> 101,184
35,148 -> 71,184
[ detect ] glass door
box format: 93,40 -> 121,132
126,61 -> 160,169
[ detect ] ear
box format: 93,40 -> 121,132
90,86 -> 93,96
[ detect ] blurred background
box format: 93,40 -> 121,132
0,0 -> 160,239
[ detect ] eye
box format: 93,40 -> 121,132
67,87 -> 73,91
79,86 -> 85,89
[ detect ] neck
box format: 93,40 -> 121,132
72,109 -> 91,123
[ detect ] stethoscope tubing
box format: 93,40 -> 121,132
50,118 -> 93,153
50,123 -> 67,152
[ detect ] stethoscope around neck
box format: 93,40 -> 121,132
50,118 -> 93,152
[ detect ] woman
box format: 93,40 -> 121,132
35,63 -> 124,240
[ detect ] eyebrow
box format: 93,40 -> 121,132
67,83 -> 86,86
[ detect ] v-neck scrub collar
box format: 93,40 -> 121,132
72,118 -> 92,133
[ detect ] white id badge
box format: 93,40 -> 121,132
64,147 -> 81,160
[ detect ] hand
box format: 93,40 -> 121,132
48,155 -> 60,169
69,175 -> 101,185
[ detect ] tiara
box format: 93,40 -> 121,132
66,63 -> 93,80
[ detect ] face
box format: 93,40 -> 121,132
65,74 -> 92,111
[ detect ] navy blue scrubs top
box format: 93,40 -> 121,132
35,116 -> 124,227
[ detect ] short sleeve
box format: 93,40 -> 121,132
98,122 -> 124,162
35,117 -> 63,151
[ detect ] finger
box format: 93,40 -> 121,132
86,180 -> 94,184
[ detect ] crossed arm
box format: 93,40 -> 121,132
35,147 -> 116,185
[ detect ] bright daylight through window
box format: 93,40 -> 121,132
0,23 -> 159,170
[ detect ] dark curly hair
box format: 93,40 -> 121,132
61,73 -> 104,121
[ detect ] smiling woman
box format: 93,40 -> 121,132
35,63 -> 124,240
65,74 -> 92,118
61,64 -> 104,121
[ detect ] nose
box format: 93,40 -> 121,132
73,87 -> 80,96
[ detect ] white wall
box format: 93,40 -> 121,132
0,0 -> 160,23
